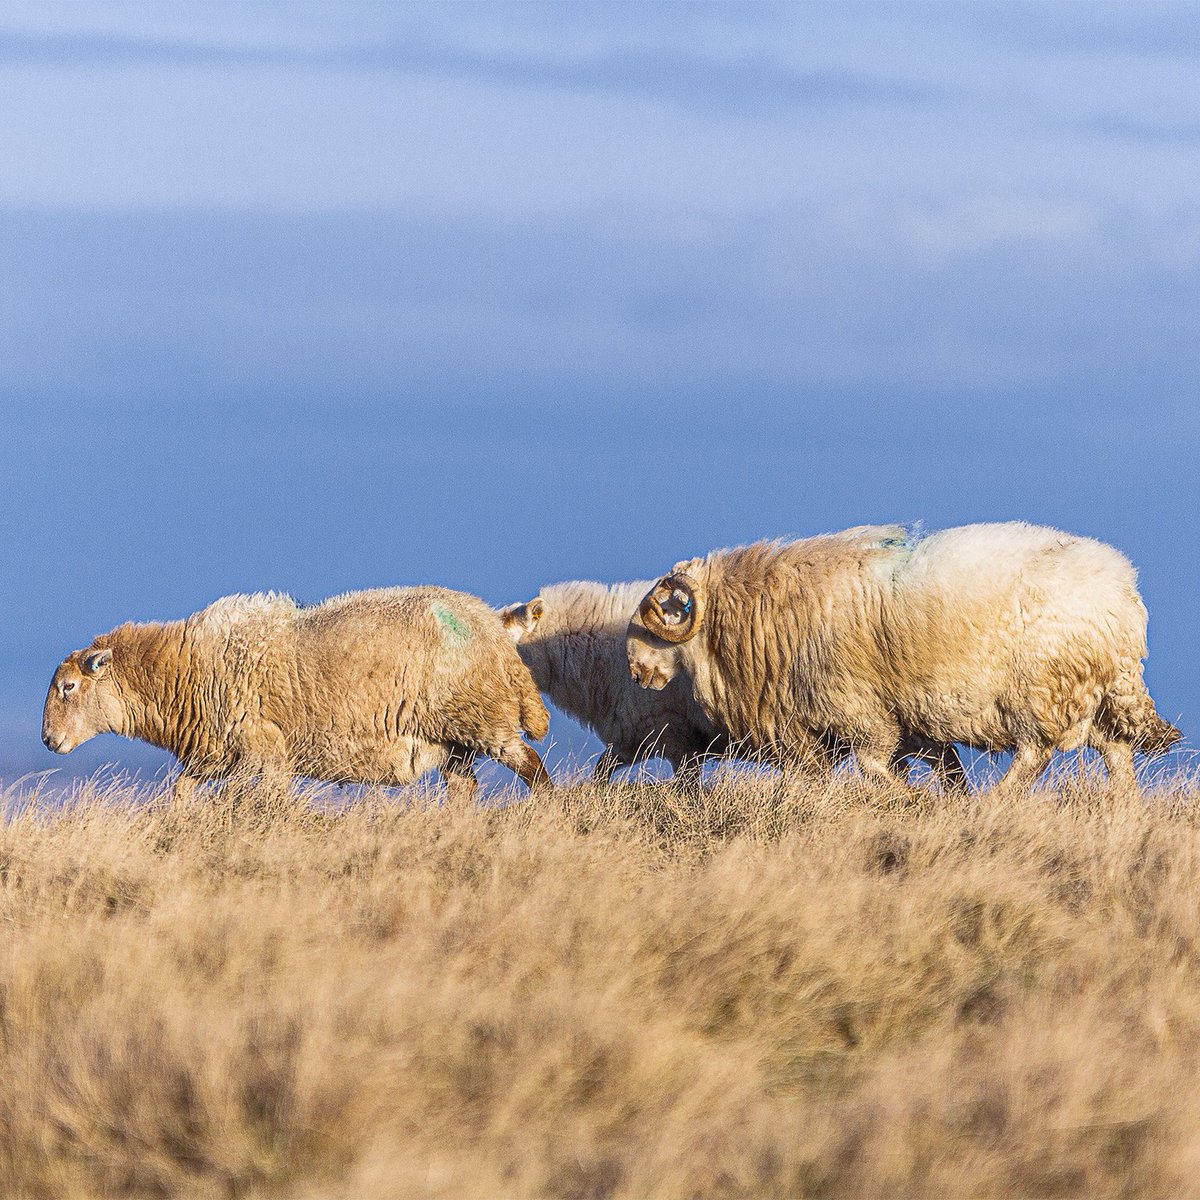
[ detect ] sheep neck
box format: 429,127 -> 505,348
109,620 -> 215,766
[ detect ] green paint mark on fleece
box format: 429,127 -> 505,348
433,604 -> 470,642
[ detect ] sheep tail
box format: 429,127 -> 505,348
1097,670 -> 1181,756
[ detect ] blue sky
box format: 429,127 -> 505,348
2,2 -> 1197,784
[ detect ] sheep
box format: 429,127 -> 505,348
627,522 -> 1179,794
42,587 -> 551,801
499,580 -> 731,786
502,568 -> 964,791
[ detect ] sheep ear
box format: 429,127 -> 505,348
500,599 -> 542,640
82,648 -> 112,676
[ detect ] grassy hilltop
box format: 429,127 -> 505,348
3,771 -> 1200,1198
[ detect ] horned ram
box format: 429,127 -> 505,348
627,523 -> 1179,792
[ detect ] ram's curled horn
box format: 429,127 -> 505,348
638,573 -> 700,644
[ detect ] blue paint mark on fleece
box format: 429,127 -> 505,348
433,603 -> 470,642
879,520 -> 926,552
865,521 -> 929,585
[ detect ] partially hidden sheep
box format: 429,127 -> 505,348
501,580 -> 730,785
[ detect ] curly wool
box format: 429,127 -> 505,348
629,522 -> 1178,789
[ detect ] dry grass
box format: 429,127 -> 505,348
3,768 -> 1200,1198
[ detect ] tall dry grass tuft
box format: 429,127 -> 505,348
2,769 -> 1200,1198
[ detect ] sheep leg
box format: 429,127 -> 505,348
499,742 -> 553,792
670,752 -> 705,795
991,744 -> 1053,797
887,744 -> 913,784
934,743 -> 969,792
783,729 -> 843,775
1092,735 -> 1138,791
908,740 -> 969,792
172,773 -> 200,803
858,747 -> 915,797
443,745 -> 478,805
891,738 -> 969,792
592,747 -> 624,784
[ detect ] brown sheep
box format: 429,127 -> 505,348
500,576 -> 962,789
42,587 -> 551,801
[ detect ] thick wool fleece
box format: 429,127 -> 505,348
44,587 -> 549,791
629,522 -> 1178,790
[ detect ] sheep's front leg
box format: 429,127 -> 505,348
859,748 -> 914,795
592,747 -> 624,784
857,727 -> 917,800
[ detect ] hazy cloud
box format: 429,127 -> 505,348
0,30 -> 944,117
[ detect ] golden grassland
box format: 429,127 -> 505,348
4,767 -> 1200,1198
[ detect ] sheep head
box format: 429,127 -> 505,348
42,643 -> 124,754
627,571 -> 702,690
498,597 -> 545,643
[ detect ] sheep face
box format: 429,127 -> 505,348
498,597 -> 544,643
627,573 -> 702,691
42,647 -> 122,753
626,625 -> 678,690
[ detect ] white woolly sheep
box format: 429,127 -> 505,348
627,523 -> 1179,793
500,580 -> 730,785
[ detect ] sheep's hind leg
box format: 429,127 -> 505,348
1091,735 -> 1138,792
991,744 -> 1053,798
171,773 -> 201,804
499,742 -> 553,792
443,745 -> 479,806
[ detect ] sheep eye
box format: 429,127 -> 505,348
62,680 -> 77,696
